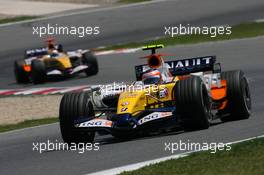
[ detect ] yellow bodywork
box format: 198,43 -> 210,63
117,82 -> 176,116
41,54 -> 72,69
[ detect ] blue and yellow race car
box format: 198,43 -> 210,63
59,45 -> 251,143
14,39 -> 98,84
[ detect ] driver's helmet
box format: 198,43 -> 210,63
142,69 -> 162,85
50,50 -> 59,58
48,43 -> 55,50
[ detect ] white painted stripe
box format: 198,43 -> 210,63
95,48 -> 141,56
118,48 -> 141,53
95,50 -> 115,56
55,86 -> 90,94
90,85 -> 101,89
87,134 -> 264,175
14,88 -> 48,95
0,90 -> 16,94
255,18 -> 264,23
0,90 -> 9,93
49,88 -> 68,94
82,87 -> 92,92
0,0 -> 167,28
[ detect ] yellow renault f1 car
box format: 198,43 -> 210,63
14,39 -> 98,84
59,45 -> 251,143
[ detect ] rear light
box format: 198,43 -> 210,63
23,64 -> 31,72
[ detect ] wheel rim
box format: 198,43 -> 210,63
242,77 -> 251,112
202,84 -> 212,121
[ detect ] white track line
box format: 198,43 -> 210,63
0,90 -> 10,93
53,85 -> 89,94
0,0 -> 167,28
14,88 -> 48,95
255,18 -> 264,23
87,134 -> 264,175
95,48 -> 141,56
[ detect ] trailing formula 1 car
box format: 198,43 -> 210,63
59,44 -> 251,143
14,39 -> 98,84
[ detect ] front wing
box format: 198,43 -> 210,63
75,111 -> 176,132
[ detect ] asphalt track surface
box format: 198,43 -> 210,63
1,37 -> 264,175
1,0 -> 264,88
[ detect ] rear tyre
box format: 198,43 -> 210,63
59,92 -> 95,144
31,60 -> 46,84
174,76 -> 211,131
14,60 -> 29,83
219,70 -> 251,122
82,52 -> 98,76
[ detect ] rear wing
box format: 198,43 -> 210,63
135,56 -> 217,80
25,45 -> 60,58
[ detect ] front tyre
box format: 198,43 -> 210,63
31,60 -> 46,84
82,52 -> 98,76
175,76 -> 211,131
59,92 -> 95,144
219,70 -> 251,122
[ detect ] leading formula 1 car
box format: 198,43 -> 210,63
59,44 -> 251,143
14,39 -> 98,84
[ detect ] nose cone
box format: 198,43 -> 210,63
117,90 -> 146,115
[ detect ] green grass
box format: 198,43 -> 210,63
0,118 -> 58,133
100,22 -> 264,51
0,16 -> 38,25
119,0 -> 152,3
120,138 -> 264,175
